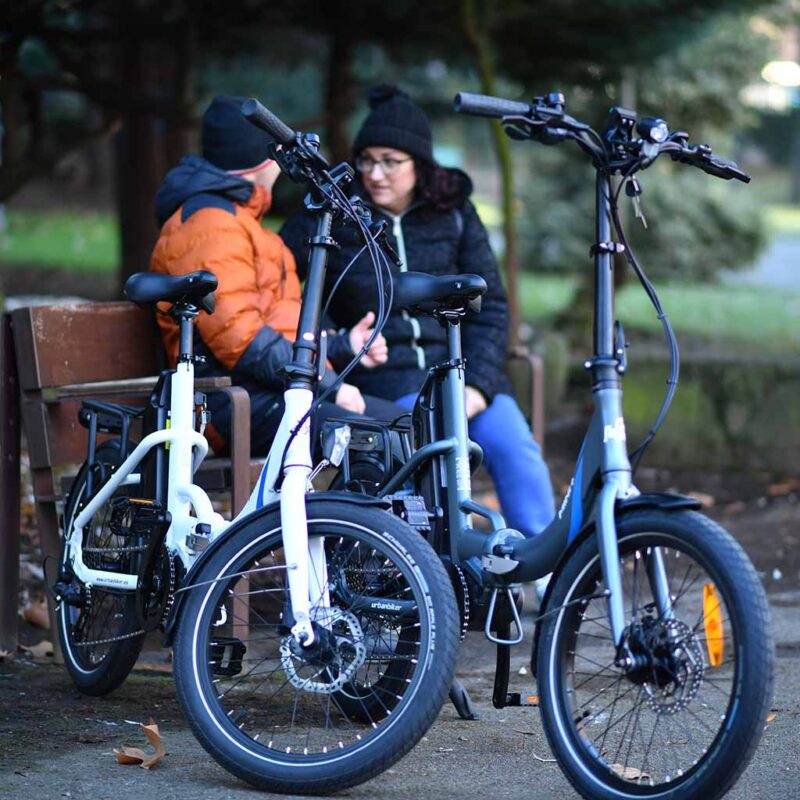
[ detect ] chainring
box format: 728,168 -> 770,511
444,561 -> 470,641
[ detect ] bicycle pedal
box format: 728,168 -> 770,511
53,581 -> 83,607
504,691 -> 539,707
110,497 -> 171,537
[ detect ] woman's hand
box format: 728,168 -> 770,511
335,383 -> 366,414
348,312 -> 388,368
465,385 -> 488,419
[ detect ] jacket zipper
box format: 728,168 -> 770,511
389,210 -> 426,370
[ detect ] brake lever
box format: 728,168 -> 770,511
370,219 -> 403,267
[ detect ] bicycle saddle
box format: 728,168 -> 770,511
394,271 -> 487,315
124,270 -> 217,314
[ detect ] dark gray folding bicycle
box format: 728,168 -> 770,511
57,91 -> 774,799
318,91 -> 775,800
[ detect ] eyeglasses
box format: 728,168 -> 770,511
354,155 -> 413,176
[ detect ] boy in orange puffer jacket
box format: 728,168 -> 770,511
150,94 -> 397,454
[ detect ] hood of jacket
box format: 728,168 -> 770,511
154,154 -> 257,226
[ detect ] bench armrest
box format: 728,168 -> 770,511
507,345 -> 545,453
44,375 -> 233,402
211,385 -> 251,515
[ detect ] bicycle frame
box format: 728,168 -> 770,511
372,170 -> 672,649
64,207 -> 339,647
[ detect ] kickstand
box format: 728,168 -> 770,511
493,624 -> 511,709
449,678 -> 480,720
492,622 -> 539,709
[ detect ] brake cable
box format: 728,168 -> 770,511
607,166 -> 680,472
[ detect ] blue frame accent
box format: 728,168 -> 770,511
568,455 -> 585,542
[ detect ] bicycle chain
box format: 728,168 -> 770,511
71,628 -> 145,647
82,545 -> 149,554
159,551 -> 177,626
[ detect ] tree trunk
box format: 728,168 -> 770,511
114,37 -> 166,294
165,17 -> 197,168
462,0 -> 520,346
324,25 -> 355,164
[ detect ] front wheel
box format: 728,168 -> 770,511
173,500 -> 460,795
537,508 -> 774,800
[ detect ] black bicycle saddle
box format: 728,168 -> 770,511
393,271 -> 487,315
124,270 -> 218,314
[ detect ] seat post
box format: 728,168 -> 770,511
445,315 -> 463,361
439,312 -> 471,560
176,308 -> 196,363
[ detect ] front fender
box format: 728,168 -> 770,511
162,491 -> 391,646
529,491 -> 701,677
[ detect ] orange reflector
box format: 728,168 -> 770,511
703,583 -> 724,667
527,695 -> 539,705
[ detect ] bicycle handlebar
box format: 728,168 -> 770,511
455,89 -> 750,183
454,91 -> 532,119
241,98 -> 296,147
676,150 -> 750,183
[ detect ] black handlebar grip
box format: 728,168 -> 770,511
241,98 -> 296,147
707,153 -> 751,183
454,92 -> 532,118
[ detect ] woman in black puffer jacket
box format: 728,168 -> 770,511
280,85 -> 555,538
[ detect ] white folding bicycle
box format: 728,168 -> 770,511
54,99 -> 459,794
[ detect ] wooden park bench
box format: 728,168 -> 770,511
0,301 -> 545,656
0,302 -> 255,655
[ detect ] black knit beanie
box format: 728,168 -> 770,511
202,94 -> 275,171
353,85 -> 434,163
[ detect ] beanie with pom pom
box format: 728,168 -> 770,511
353,84 -> 434,163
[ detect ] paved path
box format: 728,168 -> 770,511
2,595 -> 798,800
722,233 -> 800,292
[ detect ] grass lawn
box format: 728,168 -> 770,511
0,209 -> 286,273
519,272 -> 800,355
764,204 -> 800,235
0,209 -> 119,272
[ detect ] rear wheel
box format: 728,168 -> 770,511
173,500 -> 459,795
537,509 -> 774,800
57,441 -> 144,695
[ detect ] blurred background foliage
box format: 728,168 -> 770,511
0,0 -> 794,331
4,0 -> 800,475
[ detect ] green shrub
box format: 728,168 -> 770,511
518,151 -> 767,281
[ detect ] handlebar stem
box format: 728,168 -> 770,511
284,209 -> 335,389
593,172 -> 616,364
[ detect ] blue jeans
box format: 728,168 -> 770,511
396,392 -> 555,538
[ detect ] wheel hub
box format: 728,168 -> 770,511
625,617 -> 704,714
280,608 -> 366,693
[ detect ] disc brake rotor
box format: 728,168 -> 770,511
280,608 -> 366,693
638,618 -> 705,714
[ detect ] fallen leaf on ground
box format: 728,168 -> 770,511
611,764 -> 650,780
687,491 -> 714,508
113,719 -> 166,769
21,598 -> 50,629
723,501 -> 746,514
133,661 -> 172,674
766,712 -> 777,723
768,479 -> 800,497
20,640 -> 54,661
